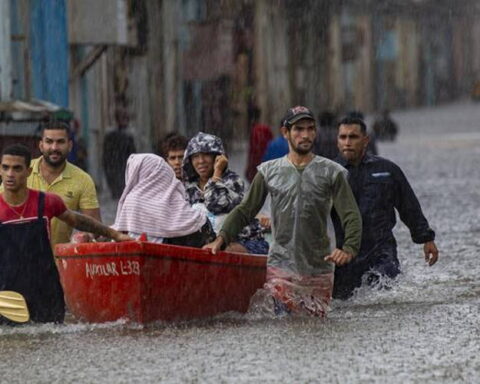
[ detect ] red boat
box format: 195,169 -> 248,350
55,241 -> 267,323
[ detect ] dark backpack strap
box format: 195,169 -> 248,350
38,192 -> 45,219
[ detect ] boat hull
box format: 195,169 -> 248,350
55,241 -> 267,323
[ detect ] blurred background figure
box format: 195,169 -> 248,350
471,73 -> 480,101
102,107 -> 136,199
373,109 -> 399,141
245,106 -> 273,183
68,119 -> 88,172
314,111 -> 338,159
262,120 -> 289,162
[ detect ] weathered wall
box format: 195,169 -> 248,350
60,0 -> 480,180
254,0 -> 290,128
0,0 -> 12,101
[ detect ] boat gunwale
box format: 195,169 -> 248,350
55,241 -> 267,269
55,252 -> 266,271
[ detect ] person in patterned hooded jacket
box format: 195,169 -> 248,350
183,132 -> 268,254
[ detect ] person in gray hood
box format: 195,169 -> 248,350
183,132 -> 268,254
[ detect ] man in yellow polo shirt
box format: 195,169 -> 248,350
28,121 -> 101,246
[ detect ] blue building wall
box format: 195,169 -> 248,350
29,0 -> 68,107
9,0 -> 26,100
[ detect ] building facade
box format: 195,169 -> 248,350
1,0 -> 479,184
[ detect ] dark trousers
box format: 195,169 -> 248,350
333,244 -> 400,300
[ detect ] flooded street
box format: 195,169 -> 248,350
1,101 -> 480,383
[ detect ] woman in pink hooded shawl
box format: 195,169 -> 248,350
113,153 -> 215,247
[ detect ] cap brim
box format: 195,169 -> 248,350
288,113 -> 315,125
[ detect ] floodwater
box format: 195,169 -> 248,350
1,101 -> 480,383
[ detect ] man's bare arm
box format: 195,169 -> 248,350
80,208 -> 102,239
58,210 -> 130,242
81,208 -> 102,222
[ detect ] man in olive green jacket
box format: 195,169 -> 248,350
204,106 -> 362,315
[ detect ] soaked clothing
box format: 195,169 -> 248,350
245,123 -> 273,182
333,243 -> 400,299
183,132 -> 266,250
184,170 -> 244,216
266,266 -> 334,317
332,153 -> 435,299
220,156 -> 362,275
113,154 -> 208,239
0,189 -> 67,231
0,192 -> 65,323
113,154 -> 214,248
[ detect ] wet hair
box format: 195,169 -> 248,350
337,117 -> 367,135
38,120 -> 71,138
161,133 -> 188,158
1,144 -> 32,167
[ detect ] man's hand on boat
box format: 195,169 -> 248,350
58,210 -> 132,242
324,248 -> 354,266
256,214 -> 271,231
203,235 -> 225,254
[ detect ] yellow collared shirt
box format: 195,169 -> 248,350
27,157 -> 100,246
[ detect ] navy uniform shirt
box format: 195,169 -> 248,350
333,153 -> 435,261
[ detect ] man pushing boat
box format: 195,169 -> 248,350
0,144 -> 131,323
204,106 -> 362,316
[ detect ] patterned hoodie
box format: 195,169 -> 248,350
183,132 -> 264,242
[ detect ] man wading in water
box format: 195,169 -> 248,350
204,106 -> 362,316
0,144 -> 131,323
332,117 -> 438,299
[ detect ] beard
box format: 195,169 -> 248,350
288,138 -> 313,155
43,150 -> 68,167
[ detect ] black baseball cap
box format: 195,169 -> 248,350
282,106 -> 315,127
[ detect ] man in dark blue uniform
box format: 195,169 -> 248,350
332,117 -> 439,299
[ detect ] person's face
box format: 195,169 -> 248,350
0,155 -> 31,192
39,129 -> 72,167
191,152 -> 215,181
283,118 -> 316,155
337,124 -> 369,164
166,149 -> 185,179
